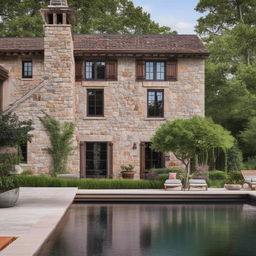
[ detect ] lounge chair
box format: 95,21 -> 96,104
164,173 -> 183,190
189,179 -> 208,191
241,170 -> 256,190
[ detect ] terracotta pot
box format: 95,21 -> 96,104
224,184 -> 242,190
121,171 -> 136,180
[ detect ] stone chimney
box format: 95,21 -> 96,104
40,1 -> 79,173
40,1 -> 76,121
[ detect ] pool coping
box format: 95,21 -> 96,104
75,189 -> 256,203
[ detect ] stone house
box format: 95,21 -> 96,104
0,0 -> 208,179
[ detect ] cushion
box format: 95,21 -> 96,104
245,177 -> 256,182
189,179 -> 207,184
169,172 -> 177,179
165,179 -> 181,184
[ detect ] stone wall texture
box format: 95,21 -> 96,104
0,27 -> 205,178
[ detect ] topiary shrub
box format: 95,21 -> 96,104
209,170 -> 228,180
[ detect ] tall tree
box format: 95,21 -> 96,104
0,0 -> 175,36
196,0 -> 256,161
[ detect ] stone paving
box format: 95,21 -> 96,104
0,187 -> 77,256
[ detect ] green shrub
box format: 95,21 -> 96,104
151,168 -> 183,174
0,153 -> 19,176
21,169 -> 33,175
208,179 -> 226,188
0,176 -> 20,192
209,170 -> 228,180
18,175 -> 164,189
156,174 -> 168,182
226,171 -> 243,184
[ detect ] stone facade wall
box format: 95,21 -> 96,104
0,25 -> 80,175
0,29 -> 204,178
76,57 -> 205,179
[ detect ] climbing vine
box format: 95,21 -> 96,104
39,114 -> 75,176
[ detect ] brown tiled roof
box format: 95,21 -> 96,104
0,34 -> 208,55
74,34 -> 209,55
0,37 -> 43,52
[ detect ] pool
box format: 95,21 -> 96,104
45,203 -> 256,256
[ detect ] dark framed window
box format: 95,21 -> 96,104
87,89 -> 104,116
85,61 -> 106,80
145,61 -> 165,81
0,81 -> 3,112
145,142 -> 164,170
22,61 -> 33,78
147,89 -> 164,118
19,143 -> 28,163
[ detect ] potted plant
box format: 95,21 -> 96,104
120,164 -> 135,179
224,171 -> 243,190
0,112 -> 33,208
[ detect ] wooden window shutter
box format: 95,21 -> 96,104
107,60 -> 118,81
140,142 -> 146,179
136,60 -> 145,81
107,142 -> 113,178
166,59 -> 177,81
80,142 -> 86,178
75,58 -> 83,81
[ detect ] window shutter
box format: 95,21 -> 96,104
166,59 -> 177,81
107,60 -> 117,81
140,142 -> 146,179
107,142 -> 113,178
75,59 -> 83,81
136,60 -> 145,81
80,142 -> 86,178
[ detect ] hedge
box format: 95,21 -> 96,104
17,175 -> 164,189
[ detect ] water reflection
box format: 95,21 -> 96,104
48,204 -> 256,256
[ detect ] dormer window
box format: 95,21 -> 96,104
48,14 -> 54,24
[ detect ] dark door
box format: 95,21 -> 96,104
86,142 -> 108,178
141,142 -> 165,178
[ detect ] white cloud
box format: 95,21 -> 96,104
141,4 -> 152,12
175,22 -> 195,33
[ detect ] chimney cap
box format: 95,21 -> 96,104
49,0 -> 68,7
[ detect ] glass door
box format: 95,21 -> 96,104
86,142 -> 108,178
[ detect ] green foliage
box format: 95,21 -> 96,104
243,156 -> 256,169
208,179 -> 226,188
0,176 -> 20,192
120,164 -> 135,172
0,153 -> 19,176
18,175 -> 164,189
209,171 -> 228,180
0,112 -> 33,147
0,0 -> 175,36
226,171 -> 243,185
227,142 -> 243,171
240,117 -> 256,155
39,114 -> 75,176
21,169 -> 33,175
151,116 -> 234,168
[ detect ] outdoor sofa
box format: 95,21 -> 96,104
188,179 -> 208,191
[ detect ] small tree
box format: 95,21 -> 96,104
151,116 -> 234,186
39,114 -> 75,176
0,112 -> 33,191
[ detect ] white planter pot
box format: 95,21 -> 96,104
224,184 -> 242,190
0,188 -> 19,208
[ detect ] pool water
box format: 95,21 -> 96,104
47,203 -> 256,256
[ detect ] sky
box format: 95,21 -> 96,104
132,0 -> 202,34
